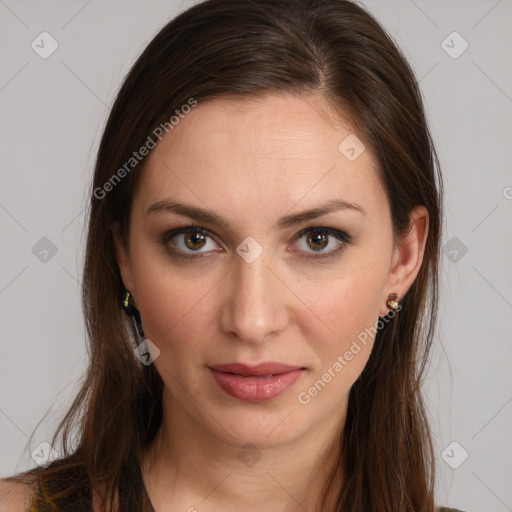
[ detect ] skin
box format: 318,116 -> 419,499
114,91 -> 429,512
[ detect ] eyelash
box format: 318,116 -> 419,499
160,223 -> 352,261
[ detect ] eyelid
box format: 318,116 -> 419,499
161,223 -> 352,259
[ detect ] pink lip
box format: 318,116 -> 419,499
208,362 -> 305,402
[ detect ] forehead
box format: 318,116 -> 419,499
148,92 -> 360,165
134,92 -> 386,220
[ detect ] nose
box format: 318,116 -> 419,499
219,249 -> 289,344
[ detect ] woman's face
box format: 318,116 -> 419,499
115,92 -> 427,449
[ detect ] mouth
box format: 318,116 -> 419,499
208,362 -> 306,402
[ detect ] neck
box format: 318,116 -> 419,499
141,388 -> 346,512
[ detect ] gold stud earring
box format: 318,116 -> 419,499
386,292 -> 400,311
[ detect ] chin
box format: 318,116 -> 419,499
201,400 -> 308,449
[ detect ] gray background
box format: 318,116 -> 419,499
1,1 -> 511,510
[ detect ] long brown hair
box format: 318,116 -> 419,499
4,1 -> 443,510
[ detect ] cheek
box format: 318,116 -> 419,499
133,284 -> 209,391
299,263 -> 385,340
293,255 -> 388,389
294,276 -> 383,406
129,254 -> 221,364
136,279 -> 204,334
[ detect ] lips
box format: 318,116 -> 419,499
208,362 -> 305,401
209,362 -> 304,376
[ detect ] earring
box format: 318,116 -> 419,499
121,289 -> 136,312
121,289 -> 145,338
386,292 -> 400,311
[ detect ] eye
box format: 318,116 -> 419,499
161,224 -> 220,259
160,224 -> 352,260
292,226 -> 351,259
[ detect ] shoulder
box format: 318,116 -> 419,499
437,507 -> 467,512
0,478 -> 35,512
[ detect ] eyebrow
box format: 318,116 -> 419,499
145,198 -> 366,229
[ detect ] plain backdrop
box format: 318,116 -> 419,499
1,1 -> 511,510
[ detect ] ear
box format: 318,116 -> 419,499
380,205 -> 429,315
112,222 -> 135,292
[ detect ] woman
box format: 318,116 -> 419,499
0,0 -> 464,510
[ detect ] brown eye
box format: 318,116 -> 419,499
306,231 -> 329,251
184,231 -> 207,250
161,225 -> 351,261
294,227 -> 352,258
162,225 -> 219,258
